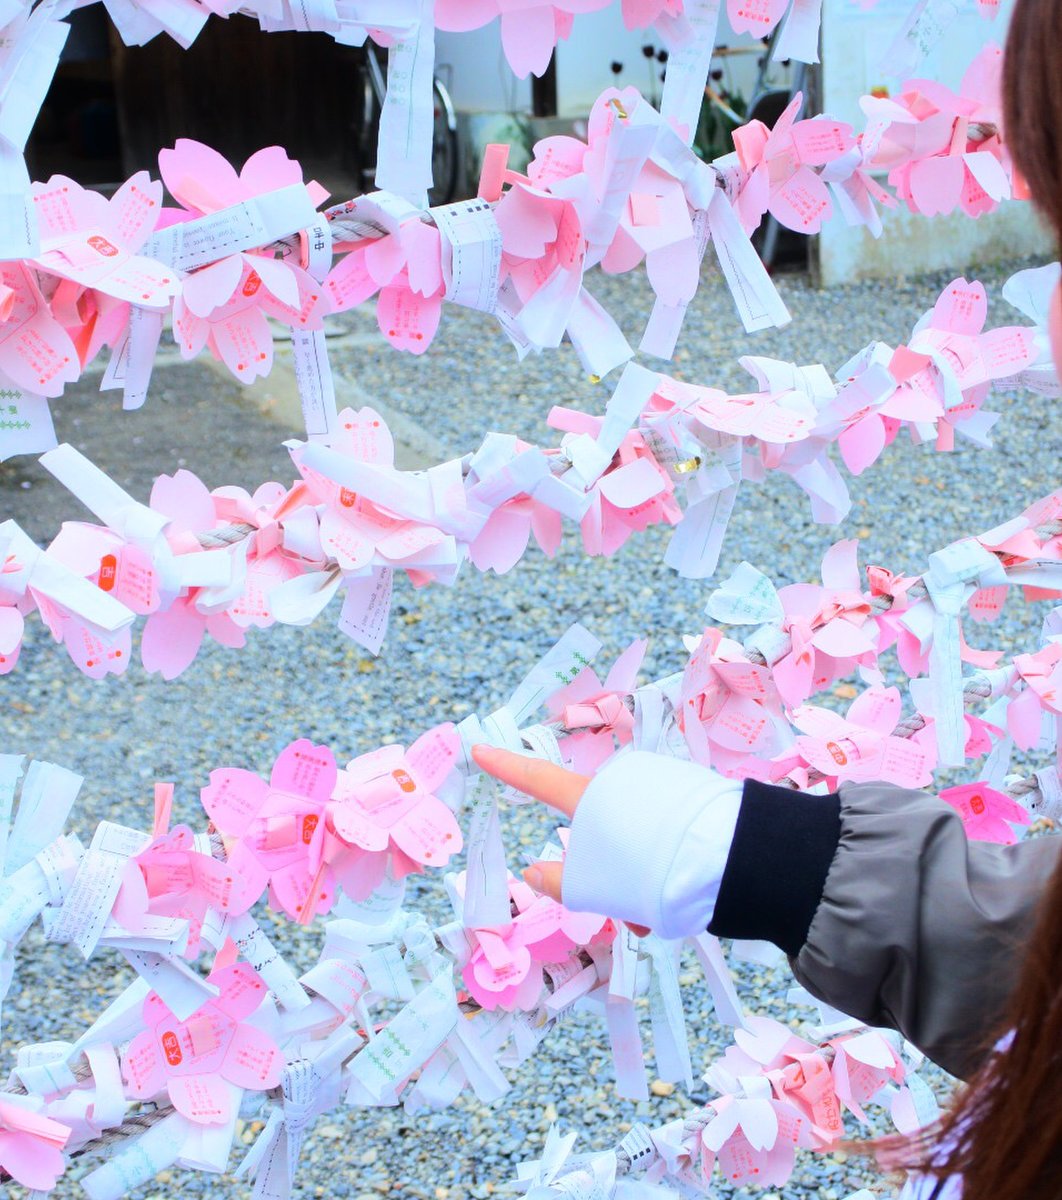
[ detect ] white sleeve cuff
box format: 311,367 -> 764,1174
561,750 -> 744,940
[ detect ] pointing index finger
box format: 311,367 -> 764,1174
471,744 -> 588,818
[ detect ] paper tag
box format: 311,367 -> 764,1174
144,184 -> 317,271
46,821 -> 149,958
432,197 -> 502,313
461,780 -> 511,929
346,969 -> 457,1102
505,624 -> 602,727
0,383 -> 55,460
658,0 -> 723,143
374,0 -> 435,206
337,568 -> 393,656
706,188 -> 791,333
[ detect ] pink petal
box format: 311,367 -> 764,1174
182,256 -> 245,317
270,739 -> 337,804
500,7 -> 556,78
159,140 -> 243,213
376,284 -> 442,355
0,1133 -> 68,1190
200,768 -> 269,837
389,799 -> 463,868
238,145 -> 306,196
168,1072 -> 232,1125
225,1024 -> 283,1090
141,596 -> 206,680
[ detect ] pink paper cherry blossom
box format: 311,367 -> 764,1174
939,782 -> 1032,845
293,407 -> 452,577
862,45 -> 1011,220
0,1099 -> 70,1190
680,627 -> 788,772
828,1030 -> 905,1123
773,539 -> 877,707
1007,643 -> 1062,750
114,824 -> 263,956
781,685 -> 935,790
158,140 -> 329,381
700,1093 -> 816,1188
201,739 -> 338,923
121,963 -> 282,1125
47,523 -> 161,616
29,580 -> 133,680
329,724 -> 463,897
0,261 -> 82,397
30,172 -> 178,363
732,94 -> 855,235
141,468 -> 249,680
462,880 -> 612,1012
547,406 -> 680,557
545,639 -> 646,772
324,215 -> 445,355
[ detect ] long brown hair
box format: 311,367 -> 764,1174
889,6 -> 1062,1195
1003,0 -> 1062,245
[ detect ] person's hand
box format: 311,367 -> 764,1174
471,743 -> 651,937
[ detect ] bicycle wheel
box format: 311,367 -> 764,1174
427,77 -> 460,206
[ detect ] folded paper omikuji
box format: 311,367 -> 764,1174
0,32 -> 1040,458
1,267 -> 1054,681
0,481 -> 1058,1195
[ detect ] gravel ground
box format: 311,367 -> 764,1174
0,253 -> 1057,1200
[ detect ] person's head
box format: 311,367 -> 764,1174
1003,0 -> 1062,369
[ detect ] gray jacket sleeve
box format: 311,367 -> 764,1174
708,779 -> 1061,1080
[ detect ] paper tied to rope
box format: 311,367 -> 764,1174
920,537 -> 1007,766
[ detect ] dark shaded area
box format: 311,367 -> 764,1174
28,8 -> 364,194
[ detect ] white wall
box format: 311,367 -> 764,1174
818,0 -> 1050,283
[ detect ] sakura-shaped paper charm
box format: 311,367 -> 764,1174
1006,643 -> 1062,750
159,140 -> 329,381
828,1029 -> 905,1123
544,639 -> 646,772
115,825 -> 263,955
0,261 -> 81,397
939,783 -> 1032,845
699,1092 -> 816,1188
0,1098 -> 71,1190
547,404 -> 680,557
122,963 -> 282,1124
324,194 -> 446,355
208,480 -> 307,631
861,44 -> 1011,219
461,875 -> 612,1012
649,369 -> 815,449
201,739 -> 338,923
773,539 -> 878,707
679,626 -> 788,773
294,406 -> 455,579
780,685 -> 935,790
30,172 -> 178,354
140,468 -> 249,680
329,724 -> 464,898
732,94 -> 855,235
